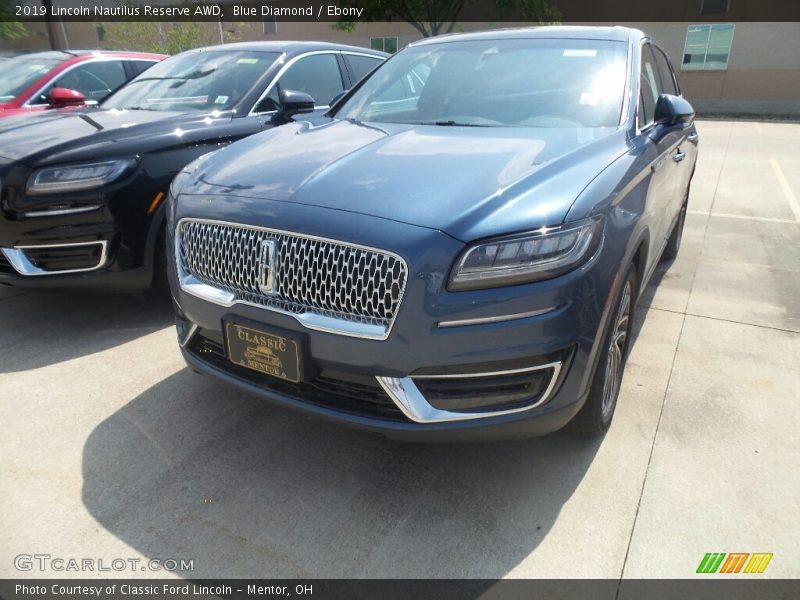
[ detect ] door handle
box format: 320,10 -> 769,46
672,150 -> 686,162
687,132 -> 699,144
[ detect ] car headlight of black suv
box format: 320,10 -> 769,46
26,158 -> 139,195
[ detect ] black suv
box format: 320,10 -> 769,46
0,42 -> 386,290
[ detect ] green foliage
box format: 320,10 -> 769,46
499,0 -> 561,23
332,21 -> 358,34
332,0 -> 560,37
102,21 -> 217,54
100,1 -> 242,54
0,0 -> 27,41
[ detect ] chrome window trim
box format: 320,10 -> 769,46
376,361 -> 562,423
636,39 -> 657,135
24,57 -> 145,108
1,240 -> 108,276
175,217 -> 409,341
619,38 -> 635,128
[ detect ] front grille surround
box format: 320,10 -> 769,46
1,241 -> 108,276
176,219 -> 409,340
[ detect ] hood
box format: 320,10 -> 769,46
184,119 -> 627,241
0,108 -> 235,165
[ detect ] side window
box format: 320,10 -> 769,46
344,54 -> 383,84
259,53 -> 344,112
653,47 -> 679,96
638,44 -> 660,128
131,60 -> 159,76
38,60 -> 127,104
354,60 -> 434,121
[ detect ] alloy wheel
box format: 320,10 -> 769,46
601,279 -> 632,420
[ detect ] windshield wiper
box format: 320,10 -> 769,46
177,68 -> 217,80
432,120 -> 493,127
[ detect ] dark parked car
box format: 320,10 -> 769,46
0,42 -> 386,290
0,50 -> 166,119
168,27 -> 698,440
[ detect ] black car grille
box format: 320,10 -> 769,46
187,331 -> 406,421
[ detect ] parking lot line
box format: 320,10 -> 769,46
687,209 -> 799,225
770,158 -> 800,222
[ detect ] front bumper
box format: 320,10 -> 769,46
0,160 -> 162,290
169,194 -> 620,440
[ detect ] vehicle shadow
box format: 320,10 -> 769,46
81,368 -> 602,579
628,260 -> 673,350
0,289 -> 174,373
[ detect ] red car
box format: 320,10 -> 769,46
0,50 -> 166,118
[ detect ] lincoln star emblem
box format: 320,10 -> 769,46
258,239 -> 277,294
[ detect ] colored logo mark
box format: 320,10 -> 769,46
697,552 -> 773,574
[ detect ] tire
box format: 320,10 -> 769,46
149,225 -> 169,292
568,265 -> 637,437
661,192 -> 688,262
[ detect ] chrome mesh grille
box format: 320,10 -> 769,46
177,220 -> 408,334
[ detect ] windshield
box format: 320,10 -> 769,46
337,38 -> 628,128
0,55 -> 65,102
102,50 -> 280,112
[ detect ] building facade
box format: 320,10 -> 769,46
2,17 -> 799,117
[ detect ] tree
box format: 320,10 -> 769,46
100,2 -> 242,54
333,0 -> 560,38
0,0 -> 26,41
101,21 -> 218,54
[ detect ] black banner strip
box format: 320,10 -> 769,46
6,0 -> 800,24
1,579 -> 799,600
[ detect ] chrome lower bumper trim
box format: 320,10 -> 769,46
376,361 -> 562,423
23,205 -> 102,218
437,305 -> 563,328
179,323 -> 199,348
0,240 -> 108,276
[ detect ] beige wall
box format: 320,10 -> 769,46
3,19 -> 799,116
629,21 -> 800,115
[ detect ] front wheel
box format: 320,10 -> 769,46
568,265 -> 637,437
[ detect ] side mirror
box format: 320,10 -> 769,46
50,87 -> 87,108
272,89 -> 315,124
654,93 -> 695,127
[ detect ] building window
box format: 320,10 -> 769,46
370,37 -> 398,54
700,0 -> 730,15
682,23 -> 735,70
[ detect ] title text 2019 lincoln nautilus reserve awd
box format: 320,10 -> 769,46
167,27 -> 698,440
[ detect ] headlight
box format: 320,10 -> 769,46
27,158 -> 138,194
448,217 -> 602,291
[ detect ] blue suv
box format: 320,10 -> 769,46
167,27 -> 698,440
